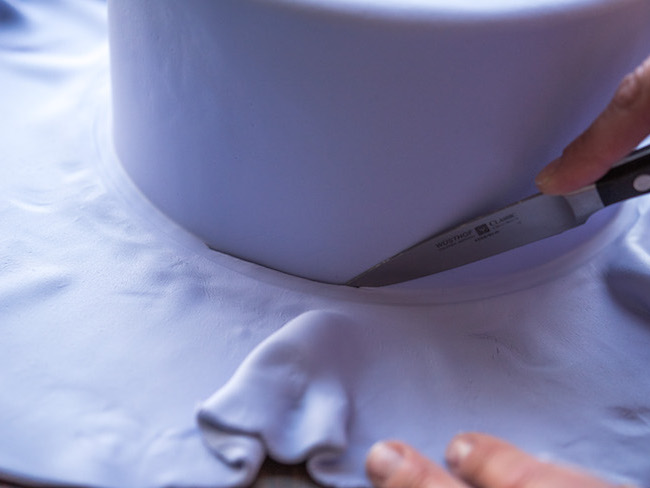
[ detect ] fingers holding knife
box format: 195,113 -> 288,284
536,55 -> 650,195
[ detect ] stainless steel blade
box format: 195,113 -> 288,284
347,185 -> 604,287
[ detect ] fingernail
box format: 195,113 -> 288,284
445,436 -> 473,471
366,442 -> 404,485
535,158 -> 561,191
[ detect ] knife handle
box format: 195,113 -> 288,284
596,145 -> 650,206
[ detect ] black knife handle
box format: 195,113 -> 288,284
596,145 -> 650,206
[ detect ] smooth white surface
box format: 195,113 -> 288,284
275,0 -> 637,17
1,2 -> 650,488
109,0 -> 650,284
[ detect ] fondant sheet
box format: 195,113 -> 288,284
1,2 -> 649,487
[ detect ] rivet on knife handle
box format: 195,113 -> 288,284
596,145 -> 650,206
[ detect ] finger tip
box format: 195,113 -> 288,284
535,163 -> 586,195
534,159 -> 562,193
445,433 -> 475,471
366,441 -> 406,486
535,180 -> 565,195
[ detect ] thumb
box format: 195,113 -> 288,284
365,441 -> 466,488
536,55 -> 650,195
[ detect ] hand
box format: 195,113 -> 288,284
365,433 -> 634,488
535,55 -> 650,195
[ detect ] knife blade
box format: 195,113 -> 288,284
347,144 -> 650,287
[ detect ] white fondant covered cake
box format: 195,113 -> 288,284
108,0 -> 650,284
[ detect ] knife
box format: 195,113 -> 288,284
347,144 -> 650,287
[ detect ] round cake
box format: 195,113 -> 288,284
108,0 -> 650,284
